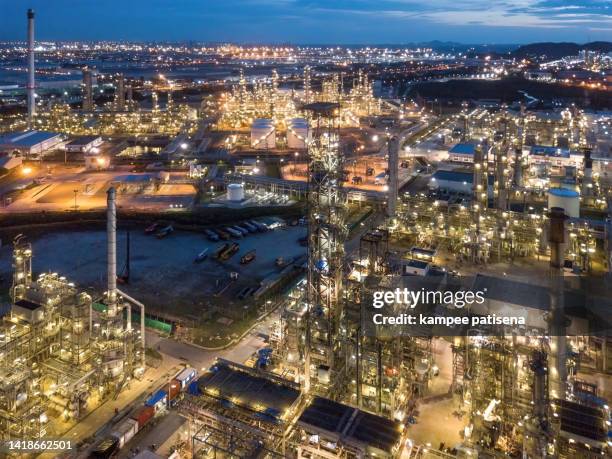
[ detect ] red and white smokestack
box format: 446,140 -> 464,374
27,9 -> 36,128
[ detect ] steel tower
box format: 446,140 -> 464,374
303,102 -> 347,393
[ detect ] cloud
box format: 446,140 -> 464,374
304,0 -> 611,30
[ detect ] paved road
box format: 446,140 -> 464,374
145,310 -> 278,371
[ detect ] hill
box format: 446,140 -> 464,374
513,42 -> 612,59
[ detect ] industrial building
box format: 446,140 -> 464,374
448,142 -> 479,163
0,130 -> 63,158
64,135 -> 103,153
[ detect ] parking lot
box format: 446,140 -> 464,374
0,222 -> 307,317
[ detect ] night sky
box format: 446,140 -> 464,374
0,0 -> 610,44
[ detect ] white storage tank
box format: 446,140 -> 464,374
227,183 -> 245,202
287,118 -> 309,149
251,118 -> 276,149
548,187 -> 580,218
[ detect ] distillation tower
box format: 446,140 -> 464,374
302,102 -> 348,394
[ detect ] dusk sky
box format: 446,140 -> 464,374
1,0 -> 611,44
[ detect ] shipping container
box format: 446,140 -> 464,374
168,379 -> 181,401
145,389 -> 168,412
91,437 -> 119,459
175,367 -> 197,389
187,379 -> 200,396
111,417 -> 138,448
130,405 -> 155,430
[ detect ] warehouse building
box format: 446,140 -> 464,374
428,170 -> 494,197
528,145 -> 583,168
0,130 -> 63,158
448,142 -> 477,163
64,135 -> 103,153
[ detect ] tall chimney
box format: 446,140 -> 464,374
513,148 -> 524,187
548,207 -> 567,269
582,147 -> 593,197
27,9 -> 36,128
387,136 -> 399,219
548,207 -> 569,400
116,74 -> 125,111
126,85 -> 133,109
82,68 -> 93,111
107,187 -> 117,316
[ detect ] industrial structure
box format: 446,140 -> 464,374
0,188 -> 145,441
218,67 -> 385,152
179,97 -> 612,459
0,8 -> 610,459
26,9 -> 36,129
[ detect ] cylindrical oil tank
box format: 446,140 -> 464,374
251,118 -> 275,149
287,118 -> 309,149
548,187 -> 579,218
227,183 -> 245,201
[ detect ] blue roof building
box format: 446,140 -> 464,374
448,142 -> 481,163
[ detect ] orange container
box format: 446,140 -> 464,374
130,405 -> 155,429
168,380 -> 181,401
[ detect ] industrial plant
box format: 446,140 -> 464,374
0,6 -> 610,459
1,187 -> 145,441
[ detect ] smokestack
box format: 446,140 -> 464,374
548,207 -> 567,269
582,147 -> 593,197
116,74 -> 125,111
126,85 -> 133,107
107,187 -> 117,315
387,136 -> 399,219
472,144 -> 487,215
494,143 -> 508,211
82,69 -> 93,111
513,148 -> 523,187
27,9 -> 35,128
548,207 -> 569,400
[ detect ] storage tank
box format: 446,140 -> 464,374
227,183 -> 245,202
548,187 -> 580,218
251,118 -> 276,149
287,118 -> 309,149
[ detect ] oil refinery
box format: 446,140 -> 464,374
0,6 -> 610,459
